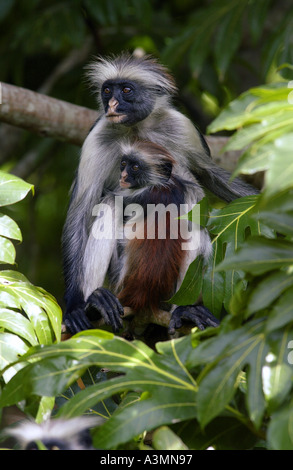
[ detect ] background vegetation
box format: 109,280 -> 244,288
0,0 -> 293,450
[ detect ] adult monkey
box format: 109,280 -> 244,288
62,52 -> 257,335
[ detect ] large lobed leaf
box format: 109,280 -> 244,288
208,84 -> 293,202
202,195 -> 271,314
0,270 -> 62,383
187,320 -> 293,432
0,331 -> 198,448
169,195 -> 268,317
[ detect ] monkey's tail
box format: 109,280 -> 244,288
197,165 -> 259,202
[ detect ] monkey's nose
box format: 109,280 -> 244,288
108,97 -> 119,112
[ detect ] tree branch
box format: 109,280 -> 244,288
61,306 -> 192,340
0,82 -> 98,146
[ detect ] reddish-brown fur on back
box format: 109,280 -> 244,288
118,185 -> 186,312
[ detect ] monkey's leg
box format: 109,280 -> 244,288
85,287 -> 124,333
168,305 -> 219,335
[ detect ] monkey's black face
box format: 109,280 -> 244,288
119,156 -> 149,189
101,80 -> 155,125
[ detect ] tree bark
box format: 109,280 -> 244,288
0,82 -> 98,146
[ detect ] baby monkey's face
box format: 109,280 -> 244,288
119,155 -> 148,189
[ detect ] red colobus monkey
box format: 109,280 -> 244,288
62,53 -> 257,334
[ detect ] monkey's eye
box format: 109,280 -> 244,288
132,164 -> 139,172
120,160 -> 127,168
122,87 -> 132,94
103,87 -> 111,95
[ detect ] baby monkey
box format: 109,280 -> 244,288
112,140 -> 219,333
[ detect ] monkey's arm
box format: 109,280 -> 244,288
62,182 -> 93,333
62,189 -> 123,334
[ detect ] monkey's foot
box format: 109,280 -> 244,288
63,306 -> 93,335
168,305 -> 220,335
86,287 -> 124,333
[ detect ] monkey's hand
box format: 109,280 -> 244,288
85,287 -> 124,333
168,305 -> 220,335
63,306 -> 93,335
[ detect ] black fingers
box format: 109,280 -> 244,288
168,304 -> 220,335
86,287 -> 124,333
63,306 -> 94,335
63,288 -> 124,334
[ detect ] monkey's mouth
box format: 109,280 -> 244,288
106,113 -> 127,123
119,180 -> 131,188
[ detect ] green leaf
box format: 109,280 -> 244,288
208,85 -> 293,204
202,195 -> 265,313
188,320 -> 268,428
0,331 -> 197,448
0,270 -> 62,342
262,134 -> 293,200
266,289 -> 293,332
0,236 -> 16,264
56,374 -> 133,419
169,256 -> 203,305
256,211 -> 293,236
35,396 -> 56,424
208,85 -> 292,134
152,426 -> 188,450
217,236 -> 293,275
262,330 -> 293,413
267,399 -> 293,450
93,390 -> 197,449
207,92 -> 256,133
247,0 -> 271,43
202,213 -> 227,315
0,171 -> 33,207
224,109 -> 293,151
0,332 -> 29,382
0,307 -> 38,345
0,213 -> 22,241
214,2 -> 246,78
247,271 -> 293,315
189,27 -> 213,77
233,144 -> 272,176
163,27 -> 197,67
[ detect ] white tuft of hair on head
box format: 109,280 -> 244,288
6,416 -> 101,450
86,52 -> 177,98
